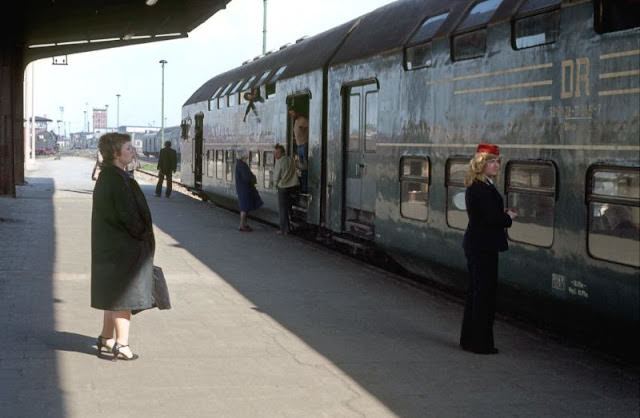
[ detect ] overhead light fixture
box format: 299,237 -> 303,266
146,0 -> 158,6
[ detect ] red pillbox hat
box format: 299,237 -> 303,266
476,143 -> 500,155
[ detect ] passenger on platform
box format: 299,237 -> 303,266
235,150 -> 263,232
459,143 -> 517,355
91,133 -> 156,361
273,143 -> 299,235
243,88 -> 264,123
127,148 -> 140,178
91,149 -> 103,181
288,105 -> 309,193
156,140 -> 177,197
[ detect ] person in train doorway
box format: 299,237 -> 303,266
273,143 -> 299,235
155,140 -> 177,197
460,143 -> 517,355
288,105 -> 309,193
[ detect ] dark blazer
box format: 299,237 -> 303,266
157,146 -> 177,174
91,166 -> 155,311
462,179 -> 512,254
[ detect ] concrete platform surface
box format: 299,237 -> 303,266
0,157 -> 638,418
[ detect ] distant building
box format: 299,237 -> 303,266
93,108 -> 107,134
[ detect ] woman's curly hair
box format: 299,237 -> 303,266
464,152 -> 501,187
98,133 -> 131,167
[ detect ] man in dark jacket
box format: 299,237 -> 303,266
156,141 -> 177,197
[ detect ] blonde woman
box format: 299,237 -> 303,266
459,143 -> 517,355
92,133 -> 155,361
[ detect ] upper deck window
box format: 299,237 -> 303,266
255,70 -> 272,86
405,12 -> 449,70
208,86 -> 222,110
457,0 -> 503,33
452,0 -> 503,61
594,0 -> 640,34
241,75 -> 257,91
513,0 -> 561,50
229,80 -> 244,95
265,66 -> 286,99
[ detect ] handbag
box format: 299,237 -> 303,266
132,265 -> 171,314
151,265 -> 172,310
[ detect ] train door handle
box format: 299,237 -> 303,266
356,163 -> 365,177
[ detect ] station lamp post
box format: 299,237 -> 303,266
116,94 -> 121,131
159,59 -> 167,145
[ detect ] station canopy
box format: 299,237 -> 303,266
17,0 -> 232,62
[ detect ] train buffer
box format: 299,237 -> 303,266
1,156 -> 638,417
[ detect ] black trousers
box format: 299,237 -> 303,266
460,251 -> 499,353
156,172 -> 172,196
277,186 -> 298,234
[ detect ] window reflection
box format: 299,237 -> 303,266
588,166 -> 640,267
400,157 -> 430,221
506,161 -> 557,247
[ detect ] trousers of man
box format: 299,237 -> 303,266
277,186 -> 298,234
156,172 -> 173,197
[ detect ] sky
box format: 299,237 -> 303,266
29,0 -> 396,135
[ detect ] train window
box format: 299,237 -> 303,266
594,0 -> 640,34
406,43 -> 433,70
445,158 -> 471,230
230,80 -> 244,97
458,0 -> 503,32
453,29 -> 487,61
405,12 -> 449,70
215,150 -> 224,179
256,70 -> 272,87
208,86 -> 222,111
250,150 -> 260,168
266,83 -> 276,98
347,94 -> 360,152
513,0 -> 560,50
218,82 -> 234,109
265,66 -> 287,98
365,92 -> 378,152
206,150 -> 214,177
269,66 -> 287,83
452,0 -> 503,61
587,166 -> 639,267
506,161 -> 557,247
241,75 -> 257,91
225,150 -> 235,182
263,151 -> 275,188
400,157 -> 430,221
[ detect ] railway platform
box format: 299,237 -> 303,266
0,156 -> 638,418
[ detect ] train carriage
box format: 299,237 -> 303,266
182,0 -> 639,358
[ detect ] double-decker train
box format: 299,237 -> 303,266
180,0 -> 639,358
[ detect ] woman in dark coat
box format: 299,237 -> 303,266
460,143 -> 517,354
92,133 -> 155,361
235,150 -> 263,231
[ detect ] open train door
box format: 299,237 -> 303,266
193,112 -> 204,190
286,93 -> 310,225
342,81 -> 378,240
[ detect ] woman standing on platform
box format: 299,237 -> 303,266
460,143 -> 517,354
235,150 -> 263,231
91,133 -> 155,361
